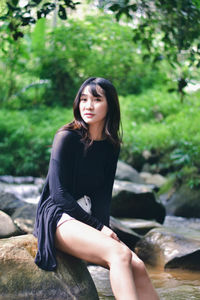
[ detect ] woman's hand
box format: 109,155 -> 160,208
101,225 -> 120,242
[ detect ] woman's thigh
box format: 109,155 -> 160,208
55,219 -> 121,268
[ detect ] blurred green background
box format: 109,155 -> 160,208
0,0 -> 200,189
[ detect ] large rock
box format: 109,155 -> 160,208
161,184 -> 200,218
109,216 -> 141,250
0,190 -> 25,215
0,175 -> 44,185
115,161 -> 145,184
0,234 -> 99,300
135,227 -> 200,271
12,203 -> 37,234
140,172 -> 167,188
119,218 -> 162,235
0,181 -> 41,205
111,180 -> 165,223
0,210 -> 19,238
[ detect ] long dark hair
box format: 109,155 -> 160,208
61,77 -> 122,148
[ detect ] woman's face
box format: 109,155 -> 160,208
79,85 -> 108,128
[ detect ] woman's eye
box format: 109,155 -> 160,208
80,98 -> 87,102
95,98 -> 101,102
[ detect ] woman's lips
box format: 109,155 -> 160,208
84,113 -> 95,117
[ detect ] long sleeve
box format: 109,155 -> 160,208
91,145 -> 120,226
48,130 -> 104,230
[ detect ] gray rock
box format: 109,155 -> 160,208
0,181 -> 41,204
0,190 -> 25,215
109,216 -> 141,250
0,175 -> 41,184
111,180 -> 166,223
12,204 -> 37,234
115,161 -> 145,184
0,234 -> 99,300
135,227 -> 200,271
0,210 -> 19,238
140,172 -> 167,188
162,184 -> 200,218
119,218 -> 162,235
163,216 -> 200,240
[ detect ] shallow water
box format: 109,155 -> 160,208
88,216 -> 200,300
88,265 -> 200,300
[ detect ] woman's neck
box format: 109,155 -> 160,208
89,123 -> 105,141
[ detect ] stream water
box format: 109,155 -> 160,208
88,265 -> 200,300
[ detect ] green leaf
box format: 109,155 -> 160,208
58,5 -> 67,20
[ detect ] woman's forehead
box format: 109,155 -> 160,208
81,84 -> 105,97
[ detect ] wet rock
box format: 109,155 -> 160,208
12,204 -> 37,234
0,234 -> 99,300
119,218 -> 162,235
163,216 -> 200,240
0,181 -> 41,204
0,210 -> 19,238
162,184 -> 200,218
0,175 -> 44,185
140,172 -> 167,188
111,180 -> 166,223
115,161 -> 145,184
0,190 -> 25,215
135,227 -> 200,271
110,216 -> 141,250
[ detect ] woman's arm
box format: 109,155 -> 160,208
49,130 -> 104,230
92,144 -> 120,227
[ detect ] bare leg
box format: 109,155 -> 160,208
130,251 -> 159,300
55,219 -> 139,300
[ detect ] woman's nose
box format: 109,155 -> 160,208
86,99 -> 94,109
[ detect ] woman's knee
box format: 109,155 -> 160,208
109,243 -> 133,266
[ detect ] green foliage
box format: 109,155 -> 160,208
105,0 -> 200,65
103,0 -> 200,97
0,108 -> 73,176
120,88 -> 200,184
0,0 -> 79,40
0,13 -> 167,108
1,88 -> 200,185
175,166 -> 200,189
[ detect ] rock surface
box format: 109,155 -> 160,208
12,203 -> 37,233
119,218 -> 162,235
0,181 -> 41,205
0,210 -> 19,238
135,227 -> 200,271
116,160 -> 145,184
0,175 -> 44,185
0,234 -> 99,300
109,216 -> 141,250
0,190 -> 25,215
111,180 -> 166,223
140,172 -> 167,188
161,184 -> 200,218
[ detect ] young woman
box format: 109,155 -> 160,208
34,77 -> 159,300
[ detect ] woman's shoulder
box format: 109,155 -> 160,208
57,127 -> 81,138
54,128 -> 81,146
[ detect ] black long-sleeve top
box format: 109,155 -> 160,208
33,129 -> 120,271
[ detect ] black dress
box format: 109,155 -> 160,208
33,129 -> 120,271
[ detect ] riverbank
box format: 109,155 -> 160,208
88,264 -> 200,300
1,173 -> 200,300
88,216 -> 200,300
